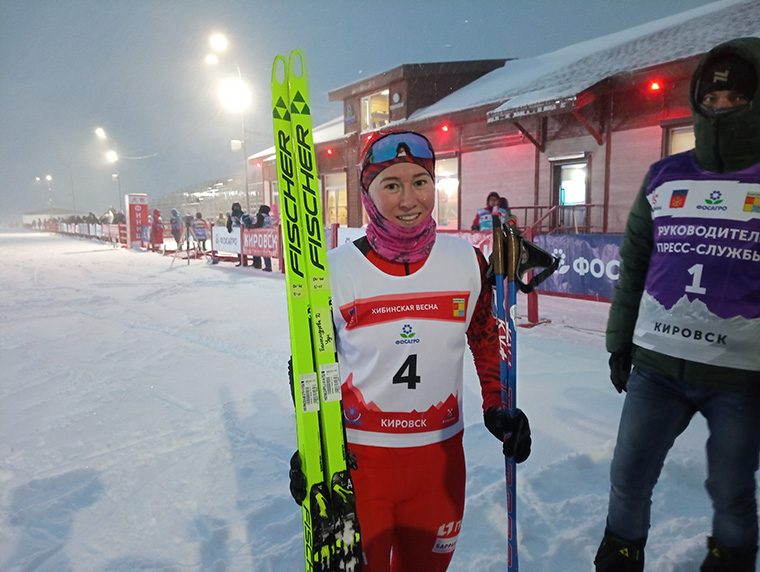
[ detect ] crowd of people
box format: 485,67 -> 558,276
29,206 -> 127,230
32,203 -> 274,271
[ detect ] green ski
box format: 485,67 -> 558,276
272,50 -> 362,572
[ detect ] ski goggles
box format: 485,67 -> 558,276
362,131 -> 435,165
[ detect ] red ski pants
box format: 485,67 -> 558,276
350,432 -> 466,572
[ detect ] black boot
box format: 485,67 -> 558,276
594,528 -> 646,572
700,536 -> 757,572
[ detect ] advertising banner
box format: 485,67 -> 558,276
126,194 -> 149,249
241,227 -> 279,257
533,234 -> 622,300
212,226 -> 241,254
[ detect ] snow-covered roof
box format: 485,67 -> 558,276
250,115 -> 345,161
408,0 -> 760,124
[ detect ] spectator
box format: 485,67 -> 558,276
470,191 -> 500,230
192,212 -> 209,252
170,208 -> 183,250
227,202 -> 245,266
226,202 -> 243,232
150,209 -> 164,252
252,204 -> 273,271
497,196 -> 517,225
215,212 -> 226,227
593,37 -> 760,572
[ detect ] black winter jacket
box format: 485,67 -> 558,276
606,37 -> 760,394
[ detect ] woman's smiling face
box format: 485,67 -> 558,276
367,162 -> 435,228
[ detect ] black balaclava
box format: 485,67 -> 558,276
690,37 -> 760,173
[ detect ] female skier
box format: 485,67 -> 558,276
293,130 -> 532,571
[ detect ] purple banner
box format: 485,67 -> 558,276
533,234 -> 623,300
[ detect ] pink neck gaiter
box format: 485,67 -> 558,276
360,190 -> 437,264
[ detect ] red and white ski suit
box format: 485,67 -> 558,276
328,234 -> 503,571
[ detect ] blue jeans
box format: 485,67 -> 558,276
606,366 -> 760,550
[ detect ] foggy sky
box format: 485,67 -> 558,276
0,0 -> 720,221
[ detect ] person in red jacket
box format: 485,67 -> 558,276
150,209 -> 163,252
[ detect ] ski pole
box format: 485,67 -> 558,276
492,214 -> 519,572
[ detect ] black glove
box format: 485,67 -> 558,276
289,451 -> 307,505
346,448 -> 358,471
288,449 -> 358,506
484,407 -> 531,463
608,351 -> 632,393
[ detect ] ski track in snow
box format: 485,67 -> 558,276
0,230 -> 757,572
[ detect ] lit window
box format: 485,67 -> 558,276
435,157 -> 459,229
324,173 -> 347,226
668,126 -> 695,156
361,90 -> 390,131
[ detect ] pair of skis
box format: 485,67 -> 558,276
271,51 -> 361,572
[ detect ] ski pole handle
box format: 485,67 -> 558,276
504,219 -> 519,284
492,214 -> 505,278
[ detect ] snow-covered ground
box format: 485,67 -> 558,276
0,229 -> 755,572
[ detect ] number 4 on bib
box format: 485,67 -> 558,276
393,354 -> 421,389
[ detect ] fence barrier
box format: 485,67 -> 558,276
34,222 -> 619,323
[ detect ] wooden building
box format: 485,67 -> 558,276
256,0 -> 759,234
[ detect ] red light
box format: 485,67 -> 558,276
326,148 -> 333,155
441,124 -> 449,132
255,162 -> 262,169
650,81 -> 661,91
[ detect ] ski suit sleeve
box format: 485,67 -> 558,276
466,247 -> 504,413
605,174 -> 654,354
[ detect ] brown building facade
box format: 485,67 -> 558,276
255,1 -> 759,236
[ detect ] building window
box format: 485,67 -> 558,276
550,154 -> 589,233
559,163 -> 587,205
324,173 -> 347,226
667,125 -> 695,156
361,90 -> 390,131
435,156 -> 459,229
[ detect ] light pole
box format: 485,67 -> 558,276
207,33 -> 253,214
107,150 -> 122,211
95,127 -> 123,212
35,175 -> 53,209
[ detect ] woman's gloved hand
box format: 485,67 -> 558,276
484,407 -> 532,463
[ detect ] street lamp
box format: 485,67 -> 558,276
35,175 -> 53,208
207,33 -> 253,214
95,127 -> 123,211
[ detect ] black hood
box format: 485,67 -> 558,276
690,36 -> 760,172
